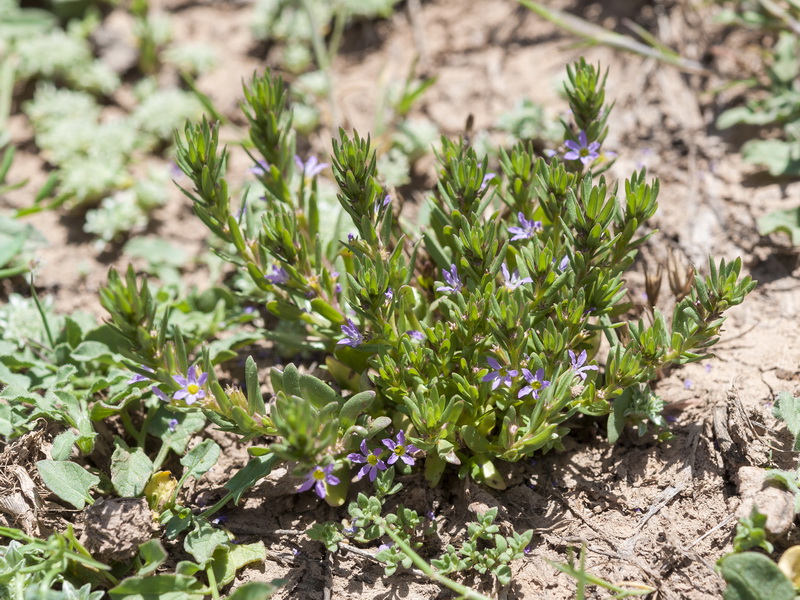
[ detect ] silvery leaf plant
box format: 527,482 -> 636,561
100,58 -> 754,590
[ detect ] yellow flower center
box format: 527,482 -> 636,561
312,468 -> 325,481
187,384 -> 200,395
367,454 -> 379,466
394,446 -> 405,456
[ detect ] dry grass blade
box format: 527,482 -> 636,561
516,0 -> 709,75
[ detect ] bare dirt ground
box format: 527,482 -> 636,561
5,0 -> 800,598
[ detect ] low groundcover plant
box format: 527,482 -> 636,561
92,58 -> 755,594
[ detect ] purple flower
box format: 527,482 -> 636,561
249,159 -> 268,176
684,379 -> 693,390
381,194 -> 391,208
295,155 -> 328,179
348,440 -> 387,482
479,172 -> 496,192
436,264 -> 462,293
127,366 -> 154,385
482,357 -> 519,390
385,288 -> 394,302
265,265 -> 289,285
555,255 -> 569,272
153,387 -> 169,402
568,350 -> 599,382
563,131 -> 600,165
377,542 -> 394,552
501,263 -> 533,291
518,368 -> 551,399
382,430 -> 419,466
508,212 -> 543,241
173,367 -> 208,405
337,318 -> 364,347
406,330 -> 425,342
297,464 -> 340,499
168,418 -> 179,432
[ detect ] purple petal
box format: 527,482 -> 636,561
400,454 -> 415,466
563,150 -> 580,161
396,430 -> 406,445
354,464 -> 369,480
326,474 -> 340,486
314,480 -> 326,498
360,439 -> 369,455
348,452 -> 366,464
297,477 -> 315,493
173,390 -> 188,400
491,378 -> 502,391
382,438 -> 396,451
198,372 -> 208,386
387,454 -> 398,465
173,375 -> 188,387
564,140 -> 581,152
578,131 -> 588,146
367,465 -> 379,482
487,357 -> 501,370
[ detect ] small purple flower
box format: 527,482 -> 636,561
382,430 -> 420,466
568,350 -> 599,382
381,194 -> 391,208
249,159 -> 268,176
479,172 -> 496,192
555,255 -> 569,272
704,363 -> 712,373
265,265 -> 289,285
168,418 -> 179,432
501,263 -> 533,291
377,542 -> 394,552
684,379 -> 693,390
127,366 -> 154,385
385,288 -> 394,303
173,367 -> 208,405
297,464 -> 340,499
211,514 -> 228,525
343,525 -> 358,535
337,318 -> 364,347
348,233 -> 355,242
436,264 -> 462,293
295,155 -> 328,179
406,330 -> 425,342
153,387 -> 169,402
518,368 -> 551,399
348,439 -> 387,482
508,212 -> 543,241
335,283 -> 343,294
483,357 -> 519,390
563,131 -> 600,165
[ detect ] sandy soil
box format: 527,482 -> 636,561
4,0 -> 800,598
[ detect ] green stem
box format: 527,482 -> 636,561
206,563 -> 220,600
151,440 -> 171,472
374,517 -> 495,600
200,491 -> 233,520
120,411 -> 141,445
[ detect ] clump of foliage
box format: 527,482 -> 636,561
715,2 -> 800,245
0,55 -> 756,597
1,0 -> 208,245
